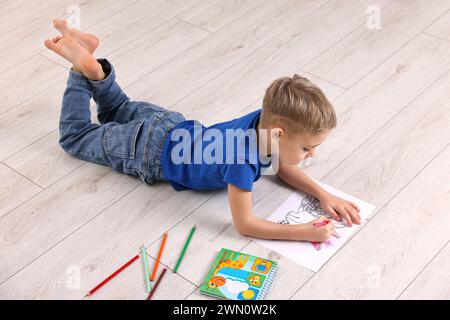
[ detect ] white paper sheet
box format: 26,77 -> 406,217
254,179 -> 375,272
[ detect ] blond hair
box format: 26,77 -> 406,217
261,74 -> 336,135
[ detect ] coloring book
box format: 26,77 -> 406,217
255,179 -> 375,271
199,248 -> 278,300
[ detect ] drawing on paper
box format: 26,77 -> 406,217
277,195 -> 345,251
254,180 -> 375,272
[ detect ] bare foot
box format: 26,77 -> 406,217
53,19 -> 99,54
44,36 -> 105,80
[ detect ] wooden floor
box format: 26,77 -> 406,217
0,0 -> 449,300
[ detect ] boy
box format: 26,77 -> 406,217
44,20 -> 361,243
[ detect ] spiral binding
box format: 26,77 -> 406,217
258,262 -> 279,300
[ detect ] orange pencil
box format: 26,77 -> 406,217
150,232 -> 168,281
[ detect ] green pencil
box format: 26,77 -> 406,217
173,225 -> 197,273
141,245 -> 152,292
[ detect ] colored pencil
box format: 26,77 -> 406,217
141,246 -> 152,292
147,268 -> 167,300
173,225 -> 196,273
150,232 -> 168,281
83,254 -> 139,299
313,219 -> 339,238
313,219 -> 329,227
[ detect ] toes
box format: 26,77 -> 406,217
50,35 -> 63,44
53,19 -> 70,34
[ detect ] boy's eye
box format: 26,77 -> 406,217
303,148 -> 310,152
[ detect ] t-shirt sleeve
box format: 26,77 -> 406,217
222,163 -> 257,191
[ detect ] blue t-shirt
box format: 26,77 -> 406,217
161,109 -> 271,191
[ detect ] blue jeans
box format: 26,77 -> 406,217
59,58 -> 186,184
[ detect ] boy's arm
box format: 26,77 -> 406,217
276,161 -> 327,200
227,184 -> 334,241
276,162 -> 361,226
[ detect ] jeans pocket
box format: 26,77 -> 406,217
104,118 -> 145,159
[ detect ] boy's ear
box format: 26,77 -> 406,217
270,127 -> 284,140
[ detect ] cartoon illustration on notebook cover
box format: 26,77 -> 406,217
200,249 -> 278,300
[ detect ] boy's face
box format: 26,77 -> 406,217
276,129 -> 331,165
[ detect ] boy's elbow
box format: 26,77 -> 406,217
234,219 -> 254,237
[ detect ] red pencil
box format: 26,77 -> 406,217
83,254 -> 140,299
150,232 -> 168,281
313,219 -> 339,238
147,268 -> 167,300
313,219 -> 329,227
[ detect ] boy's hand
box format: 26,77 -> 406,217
318,192 -> 361,226
299,216 -> 335,242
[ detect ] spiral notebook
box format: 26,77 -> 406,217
199,248 -> 278,300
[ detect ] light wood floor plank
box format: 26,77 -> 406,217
320,68 -> 450,216
305,34 -> 450,184
107,17 -> 211,88
3,130 -> 86,189
0,163 -> 42,219
304,0 -> 450,88
399,241 -> 450,300
0,55 -> 67,115
0,163 -> 140,284
0,0 -> 62,36
125,0 -> 328,107
41,0 -> 206,68
425,9 -> 450,42
176,0 -> 265,33
0,183 -> 211,298
0,0 -> 140,73
0,83 -> 66,161
169,0 -> 396,125
290,143 -> 450,299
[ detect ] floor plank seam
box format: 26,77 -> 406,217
173,16 -> 213,35
171,0 -> 207,22
1,161 -> 44,190
0,162 -> 89,221
395,239 -> 450,300
297,69 -> 348,90
38,52 -> 71,70
174,0 -> 272,36
2,128 -> 59,163
145,253 -> 199,289
0,76 -> 68,118
422,31 -> 450,43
